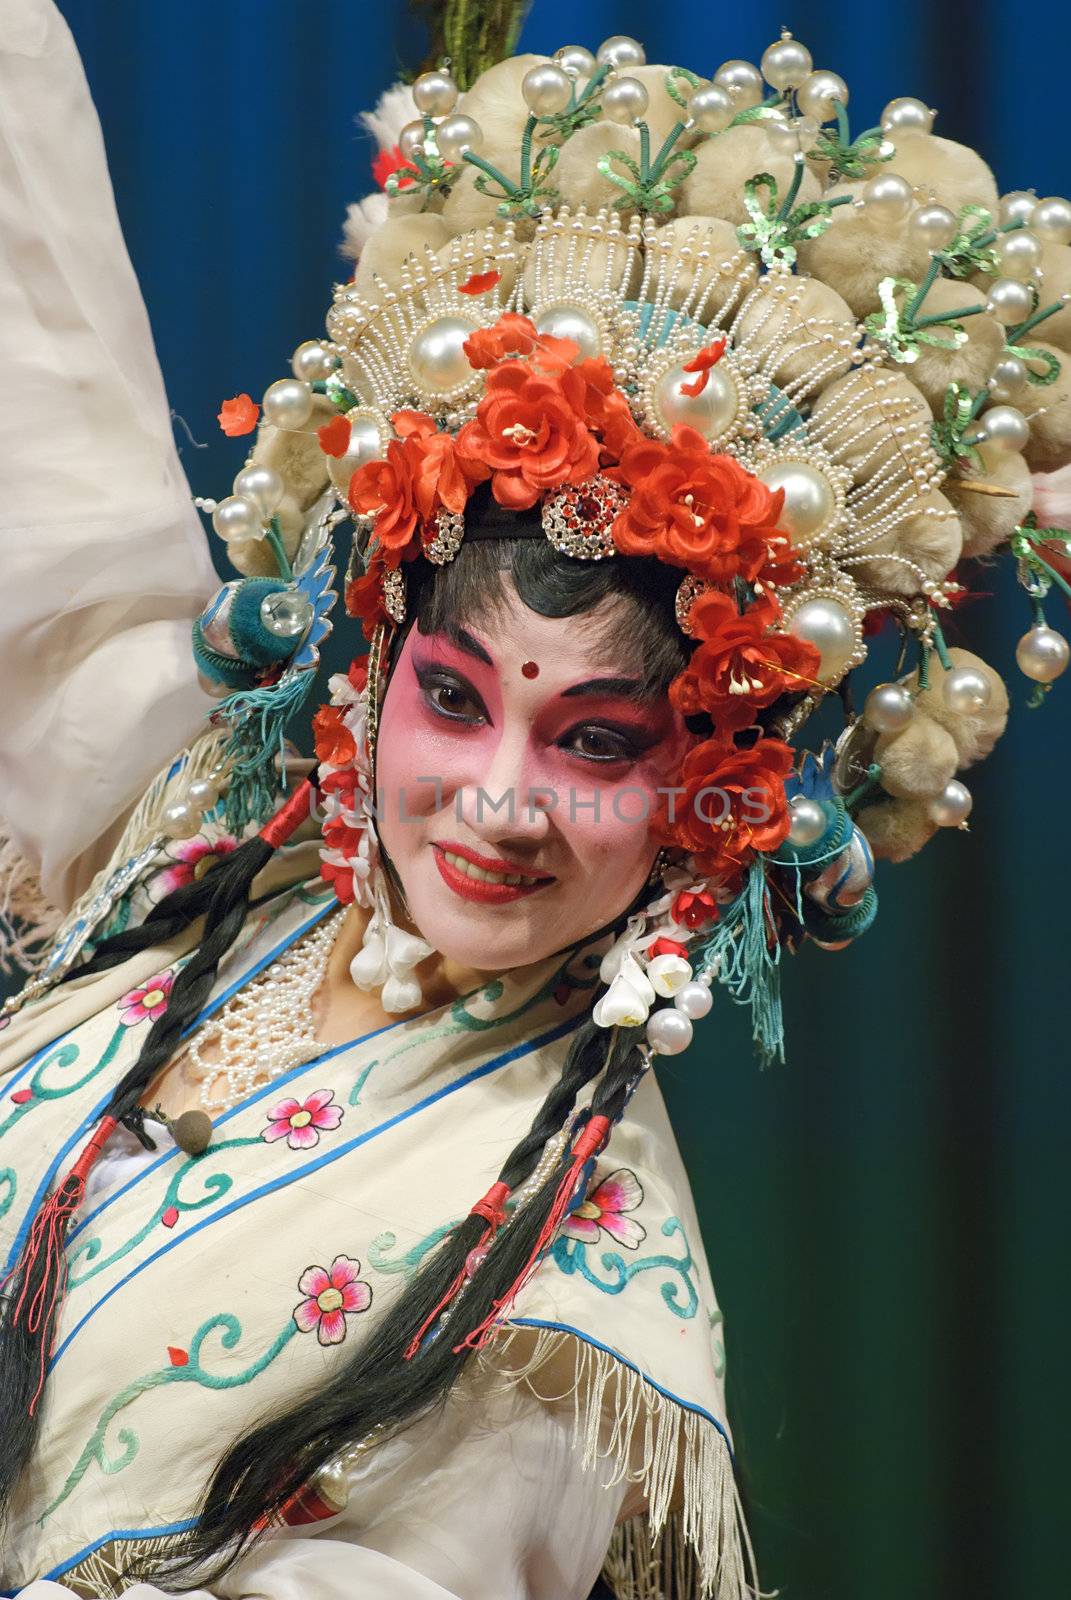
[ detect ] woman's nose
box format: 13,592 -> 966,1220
451,729 -> 555,847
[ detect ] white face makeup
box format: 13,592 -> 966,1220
374,580 -> 693,974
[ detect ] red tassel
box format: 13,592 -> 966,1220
1,1115 -> 118,1414
452,1116 -> 612,1355
402,1182 -> 512,1361
258,780 -> 314,850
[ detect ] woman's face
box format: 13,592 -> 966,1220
374,580 -> 693,973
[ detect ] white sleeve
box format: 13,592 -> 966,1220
14,1378 -> 626,1600
0,0 -> 219,912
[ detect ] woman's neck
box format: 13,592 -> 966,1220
326,895 -> 504,1017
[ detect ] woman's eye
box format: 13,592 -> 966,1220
417,671 -> 487,725
564,725 -> 642,763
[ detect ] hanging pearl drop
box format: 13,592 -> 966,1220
186,777 -> 221,812
327,411 -> 388,494
864,682 -> 915,733
787,597 -> 857,683
757,461 -> 835,546
1016,623 -> 1070,682
262,379 -> 314,431
408,315 -> 478,393
787,796 -> 827,846
212,495 -> 263,543
413,69 -> 458,117
942,665 -> 991,713
927,779 -> 972,827
880,96 -> 934,135
674,982 -> 713,1020
233,464 -> 285,517
645,1007 -> 693,1055
534,304 -> 602,359
162,799 -> 201,840
655,363 -> 738,441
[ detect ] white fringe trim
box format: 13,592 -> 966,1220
62,1531 -> 185,1597
0,826 -> 61,976
481,1323 -> 758,1600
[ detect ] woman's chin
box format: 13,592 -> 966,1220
408,881 -> 573,975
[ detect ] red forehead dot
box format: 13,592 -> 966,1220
521,660 -> 540,679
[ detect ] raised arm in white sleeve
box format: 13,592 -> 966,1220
14,1367 -> 629,1600
0,0 -> 218,912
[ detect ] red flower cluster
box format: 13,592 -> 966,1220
348,411 -> 488,563
670,590 -> 821,733
655,736 -> 795,884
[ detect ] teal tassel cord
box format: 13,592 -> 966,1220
690,861 -> 785,1065
215,674 -> 312,834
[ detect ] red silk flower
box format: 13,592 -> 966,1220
312,704 -> 356,770
670,590 -> 822,732
455,363 -> 601,509
348,441 -> 421,561
392,411 -> 489,520
654,735 -> 795,883
218,393 -> 260,437
318,415 -> 351,458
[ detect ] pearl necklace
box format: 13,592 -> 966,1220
183,907 -> 347,1114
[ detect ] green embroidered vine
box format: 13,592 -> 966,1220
550,1215 -> 698,1318
809,101 -> 891,180
931,380 -> 987,470
736,167 -> 853,269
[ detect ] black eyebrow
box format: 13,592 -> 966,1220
441,623 -> 494,667
559,676 -> 649,700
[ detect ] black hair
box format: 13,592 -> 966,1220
0,527 -> 691,1582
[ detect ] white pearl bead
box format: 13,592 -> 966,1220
761,35 -> 813,90
186,777 -> 221,812
291,340 -> 336,383
860,173 -> 914,227
766,114 -> 819,155
327,411 -> 388,494
212,494 -> 263,543
1031,196 -> 1071,245
522,62 -> 573,116
713,60 -> 764,109
534,304 -> 602,359
434,114 -> 483,164
985,278 -> 1034,326
796,69 -> 848,123
1016,623 -> 1070,682
927,779 -> 973,827
655,363 -> 738,441
262,378 -> 313,431
996,229 -> 1042,281
942,665 -> 991,713
787,597 -> 857,684
596,34 -> 646,69
233,464 -> 285,516
408,315 -> 478,393
880,96 -> 933,135
162,799 -> 201,840
645,1007 -> 694,1055
864,682 -> 915,733
969,404 -> 1029,453
556,45 -> 597,78
602,76 -> 649,125
688,84 -> 734,133
787,796 -> 827,846
989,354 -> 1028,396
413,69 -> 458,117
999,190 -> 1038,229
907,203 -> 958,251
398,119 -> 426,163
674,982 -> 713,1020
758,461 -> 835,546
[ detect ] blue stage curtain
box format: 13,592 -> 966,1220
39,5 -> 1071,1596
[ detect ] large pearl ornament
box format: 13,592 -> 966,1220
408,315 -> 478,394
712,60 -> 764,109
186,777 -> 221,812
556,45 -> 597,77
864,681 -> 915,733
787,796 -> 827,846
796,69 -> 849,122
326,410 -> 388,495
522,62 -> 573,116
262,378 -> 313,431
1016,623 -> 1070,682
655,363 -> 738,441
788,597 -> 857,684
1031,196 -> 1071,245
261,589 -> 313,640
757,460 -> 835,546
212,494 -> 263,543
162,798 -> 201,841
534,303 -> 602,359
942,664 -> 991,713
927,779 -> 972,827
596,35 -> 646,69
291,340 -> 337,383
602,76 -> 649,124
908,203 -> 959,252
996,228 -> 1042,281
398,120 -> 426,162
880,96 -> 934,135
968,404 -> 1029,453
988,354 -> 1028,400
860,173 -> 914,226
412,69 -> 458,117
434,113 -> 483,163
674,982 -> 713,1021
687,84 -> 734,133
985,278 -> 1034,326
760,34 -> 813,91
233,464 -> 284,517
999,190 -> 1037,228
645,1006 -> 693,1055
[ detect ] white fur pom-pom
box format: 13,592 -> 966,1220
342,193 -> 389,263
359,81 -> 419,152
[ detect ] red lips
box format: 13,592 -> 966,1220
431,840 -> 555,905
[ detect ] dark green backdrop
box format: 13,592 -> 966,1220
18,3 -> 1071,1595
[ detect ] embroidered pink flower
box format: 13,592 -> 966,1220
262,1089 -> 344,1151
117,971 -> 174,1027
151,834 -> 238,898
562,1167 -> 647,1251
293,1256 -> 372,1345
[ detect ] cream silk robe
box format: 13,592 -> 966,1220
0,5 -> 744,1597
